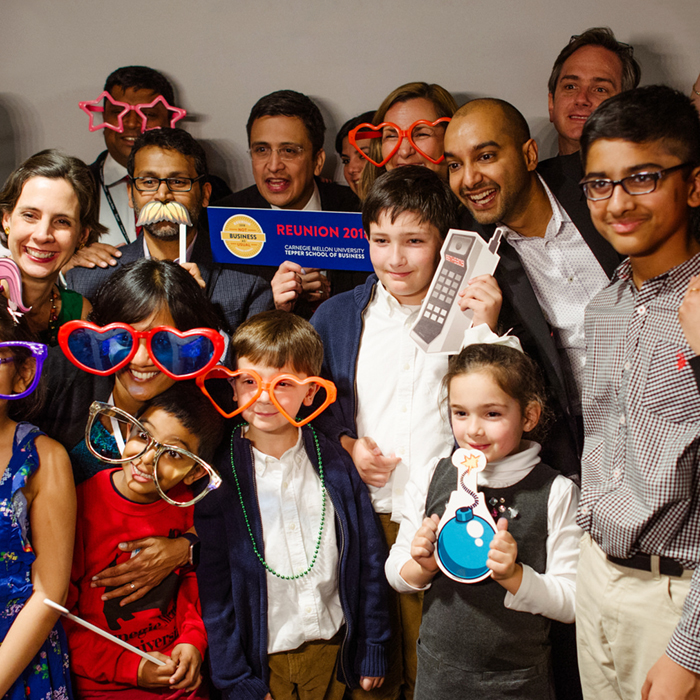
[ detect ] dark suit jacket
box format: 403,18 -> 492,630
460,163 -> 620,476
215,177 -> 370,303
66,226 -> 273,334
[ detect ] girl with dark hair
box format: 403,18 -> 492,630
0,149 -> 107,345
386,341 -> 581,700
0,299 -> 76,698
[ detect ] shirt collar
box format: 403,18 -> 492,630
143,232 -> 198,263
270,181 -> 321,211
613,251 -> 700,293
248,426 -> 305,476
102,153 -> 129,188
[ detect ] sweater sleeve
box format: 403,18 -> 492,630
174,570 -> 208,659
503,475 -> 581,623
195,489 -> 270,700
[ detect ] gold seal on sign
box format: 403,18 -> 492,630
220,215 -> 266,259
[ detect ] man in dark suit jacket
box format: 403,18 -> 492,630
67,128 -> 272,333
214,90 -> 367,310
444,98 -> 621,477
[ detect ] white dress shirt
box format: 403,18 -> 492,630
500,175 -> 609,413
386,441 -> 582,623
355,281 -> 455,522
98,154 -> 137,246
249,427 -> 344,654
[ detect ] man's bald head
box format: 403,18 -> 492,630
444,99 -> 538,227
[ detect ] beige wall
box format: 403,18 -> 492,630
1,0 -> 698,188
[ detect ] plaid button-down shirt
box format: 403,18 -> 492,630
578,252 -> 700,671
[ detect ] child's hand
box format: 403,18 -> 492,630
679,275 -> 700,355
411,514 -> 441,573
488,518 -> 523,594
458,274 -> 502,331
137,652 -> 177,688
168,643 -> 203,691
360,676 -> 385,690
351,436 -> 401,488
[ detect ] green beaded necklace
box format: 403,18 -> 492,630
230,423 -> 326,580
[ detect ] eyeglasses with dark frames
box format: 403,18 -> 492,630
579,163 -> 692,201
131,175 -> 206,193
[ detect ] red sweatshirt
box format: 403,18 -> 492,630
65,469 -> 207,695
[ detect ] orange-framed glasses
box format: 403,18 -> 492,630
349,117 -> 451,168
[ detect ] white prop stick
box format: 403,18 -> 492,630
43,598 -> 166,666
135,201 -> 192,267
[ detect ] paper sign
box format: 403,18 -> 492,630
410,229 -> 502,354
207,207 -> 372,272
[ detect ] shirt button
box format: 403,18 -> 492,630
619,414 -> 626,425
288,523 -> 296,531
282,481 -> 288,490
613,468 -> 621,479
624,362 -> 631,371
568,276 -> 574,283
305,606 -> 313,614
637,305 -> 646,315
404,363 -> 410,371
401,405 -> 407,413
581,505 -> 589,515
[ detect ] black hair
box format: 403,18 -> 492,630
90,259 -> 223,332
246,90 -> 326,155
127,128 -> 208,179
581,85 -> 700,168
362,165 -> 460,240
139,381 -> 225,465
548,27 -> 641,95
0,300 -> 45,422
443,343 -> 551,443
335,111 -> 376,155
104,66 -> 176,105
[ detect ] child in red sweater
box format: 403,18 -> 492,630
65,382 -> 224,698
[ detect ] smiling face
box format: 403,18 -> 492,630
115,406 -> 203,504
584,138 -> 700,285
382,98 -> 447,178
249,115 -> 325,209
103,85 -> 170,167
128,146 -> 211,242
448,370 -> 538,463
111,306 -> 177,414
368,209 -> 443,305
3,176 -> 88,284
444,105 -> 537,227
548,45 -> 623,156
232,357 -> 317,446
341,136 -> 368,195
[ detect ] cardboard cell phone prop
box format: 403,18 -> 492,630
136,200 -> 192,263
43,598 -> 166,666
435,448 -> 498,584
410,229 -> 502,354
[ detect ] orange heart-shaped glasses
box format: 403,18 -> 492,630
196,367 -> 337,427
349,117 -> 451,168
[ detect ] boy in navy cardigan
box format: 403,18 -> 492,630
195,310 -> 390,700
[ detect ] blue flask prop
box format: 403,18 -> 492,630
435,449 -> 497,584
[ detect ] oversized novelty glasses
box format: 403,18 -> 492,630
196,367 -> 337,426
349,118 -> 451,168
58,321 -> 224,379
0,341 -> 47,399
85,402 -> 221,507
79,91 -> 187,133
579,163 -> 692,201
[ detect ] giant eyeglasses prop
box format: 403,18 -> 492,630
85,402 -> 221,507
349,117 -> 451,168
58,321 -> 224,380
79,91 -> 187,133
196,366 -> 337,426
0,341 -> 47,399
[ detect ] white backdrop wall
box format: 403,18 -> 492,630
1,0 -> 698,190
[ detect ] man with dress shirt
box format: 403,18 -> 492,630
444,98 -> 620,476
67,128 -> 272,333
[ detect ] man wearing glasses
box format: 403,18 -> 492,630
215,90 -> 366,314
67,128 -> 272,333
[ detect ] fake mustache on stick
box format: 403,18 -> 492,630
136,201 -> 192,264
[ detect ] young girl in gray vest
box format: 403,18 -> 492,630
385,337 -> 582,700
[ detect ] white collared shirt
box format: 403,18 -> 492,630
249,427 -> 344,654
142,233 -> 197,263
355,281 -> 455,522
99,154 -> 137,246
270,181 -> 322,211
499,175 -> 609,413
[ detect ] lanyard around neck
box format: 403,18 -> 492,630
98,154 -> 131,245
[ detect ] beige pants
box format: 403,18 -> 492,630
576,533 -> 692,700
268,635 -> 345,700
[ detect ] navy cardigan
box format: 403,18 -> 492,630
194,423 -> 390,700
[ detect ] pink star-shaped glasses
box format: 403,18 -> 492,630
79,91 -> 187,133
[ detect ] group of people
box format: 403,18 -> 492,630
0,23 -> 699,700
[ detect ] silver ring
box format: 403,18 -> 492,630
130,583 -> 136,590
